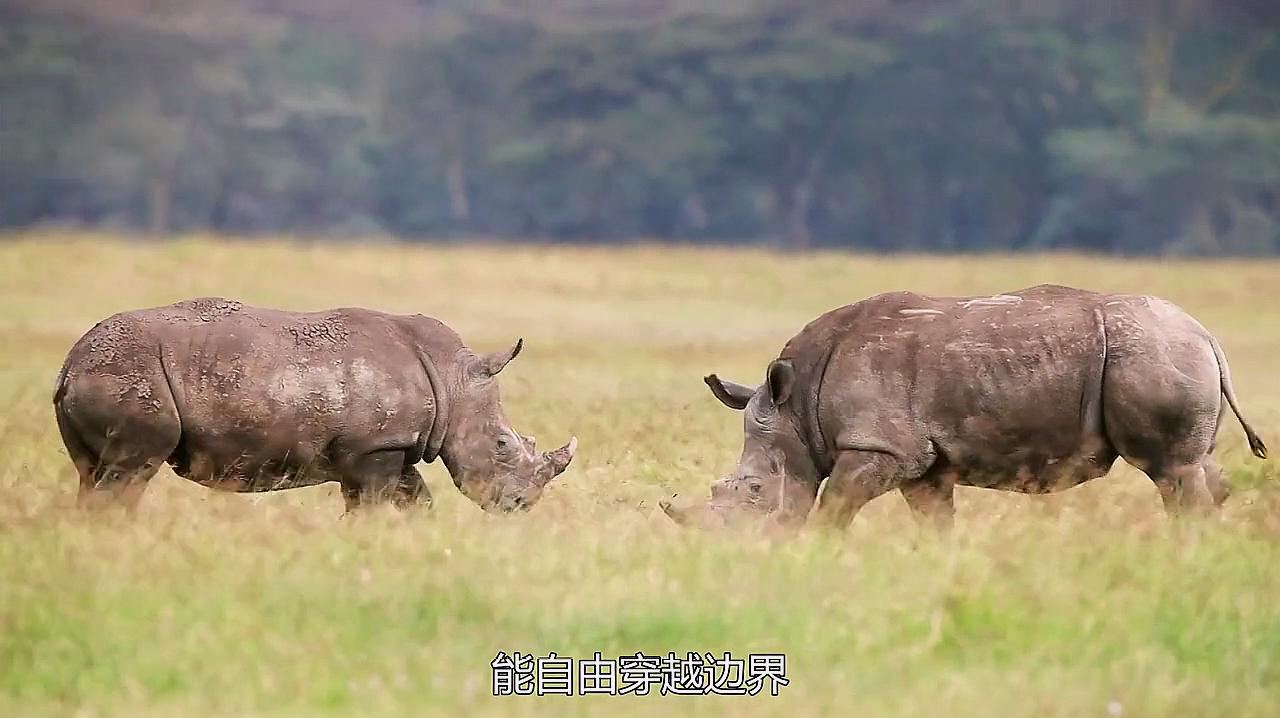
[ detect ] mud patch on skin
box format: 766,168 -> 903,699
75,316 -> 167,413
82,316 -> 134,369
119,375 -> 164,412
183,298 -> 243,322
285,315 -> 350,348
156,298 -> 244,324
195,353 -> 247,400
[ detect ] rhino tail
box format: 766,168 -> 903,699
52,359 -> 71,406
1208,335 -> 1267,459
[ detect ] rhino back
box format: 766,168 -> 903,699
149,300 -> 436,474
803,286 -> 1110,485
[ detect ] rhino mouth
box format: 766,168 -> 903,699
464,436 -> 578,513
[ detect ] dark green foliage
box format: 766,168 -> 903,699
1,1 -> 1277,253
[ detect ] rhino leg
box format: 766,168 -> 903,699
390,466 -> 431,509
81,463 -> 165,510
66,419 -> 174,510
900,466 -> 957,530
56,385 -> 180,512
1103,383 -> 1219,515
1201,455 -> 1231,506
1199,407 -> 1231,507
816,448 -> 934,530
338,449 -> 430,512
1101,309 -> 1225,514
1148,462 -> 1216,514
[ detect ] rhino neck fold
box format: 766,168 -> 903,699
804,343 -> 837,480
417,346 -> 451,465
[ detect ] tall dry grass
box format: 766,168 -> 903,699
1,234 -> 1278,717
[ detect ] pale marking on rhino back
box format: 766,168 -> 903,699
349,357 -> 384,387
959,295 -> 1023,309
268,363 -> 348,415
351,357 -> 404,430
898,308 -> 943,317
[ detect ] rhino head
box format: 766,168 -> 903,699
662,359 -> 820,529
438,339 -> 577,513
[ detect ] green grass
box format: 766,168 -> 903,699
2,233 -> 1279,717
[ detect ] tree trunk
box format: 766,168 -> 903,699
682,192 -> 709,233
783,181 -> 814,251
147,176 -> 172,237
1196,30 -> 1276,112
1142,0 -> 1197,121
446,156 -> 470,223
774,77 -> 856,251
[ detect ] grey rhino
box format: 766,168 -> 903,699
664,285 -> 1267,529
53,298 -> 577,512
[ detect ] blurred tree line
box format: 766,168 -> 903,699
1,0 -> 1277,253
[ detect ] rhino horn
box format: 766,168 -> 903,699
538,436 -> 578,484
660,496 -> 716,527
659,498 -> 688,525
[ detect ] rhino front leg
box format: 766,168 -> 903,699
816,448 -> 934,530
338,448 -> 431,513
390,466 -> 431,509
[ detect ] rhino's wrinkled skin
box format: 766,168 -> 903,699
665,285 -> 1268,530
53,298 -> 577,512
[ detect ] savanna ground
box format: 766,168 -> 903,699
1,234 -> 1279,717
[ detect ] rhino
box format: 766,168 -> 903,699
663,285 -> 1268,529
53,298 -> 577,513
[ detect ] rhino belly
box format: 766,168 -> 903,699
169,432 -> 338,492
950,445 -> 1117,493
931,384 -> 1117,493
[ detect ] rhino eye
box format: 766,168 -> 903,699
748,481 -> 763,495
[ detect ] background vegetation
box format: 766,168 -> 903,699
1,236 -> 1278,716
2,0 -> 1279,253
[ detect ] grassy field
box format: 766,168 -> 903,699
1,234 -> 1278,717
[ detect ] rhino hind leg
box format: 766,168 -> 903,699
1200,455 -> 1231,507
338,449 -> 430,512
900,465 -> 958,530
1106,420 -> 1219,514
79,462 -> 166,511
56,402 -> 180,511
1101,328 -> 1222,515
1146,462 -> 1216,514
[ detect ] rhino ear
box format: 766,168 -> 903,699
766,359 -> 795,406
705,374 -> 754,410
477,338 -> 523,378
